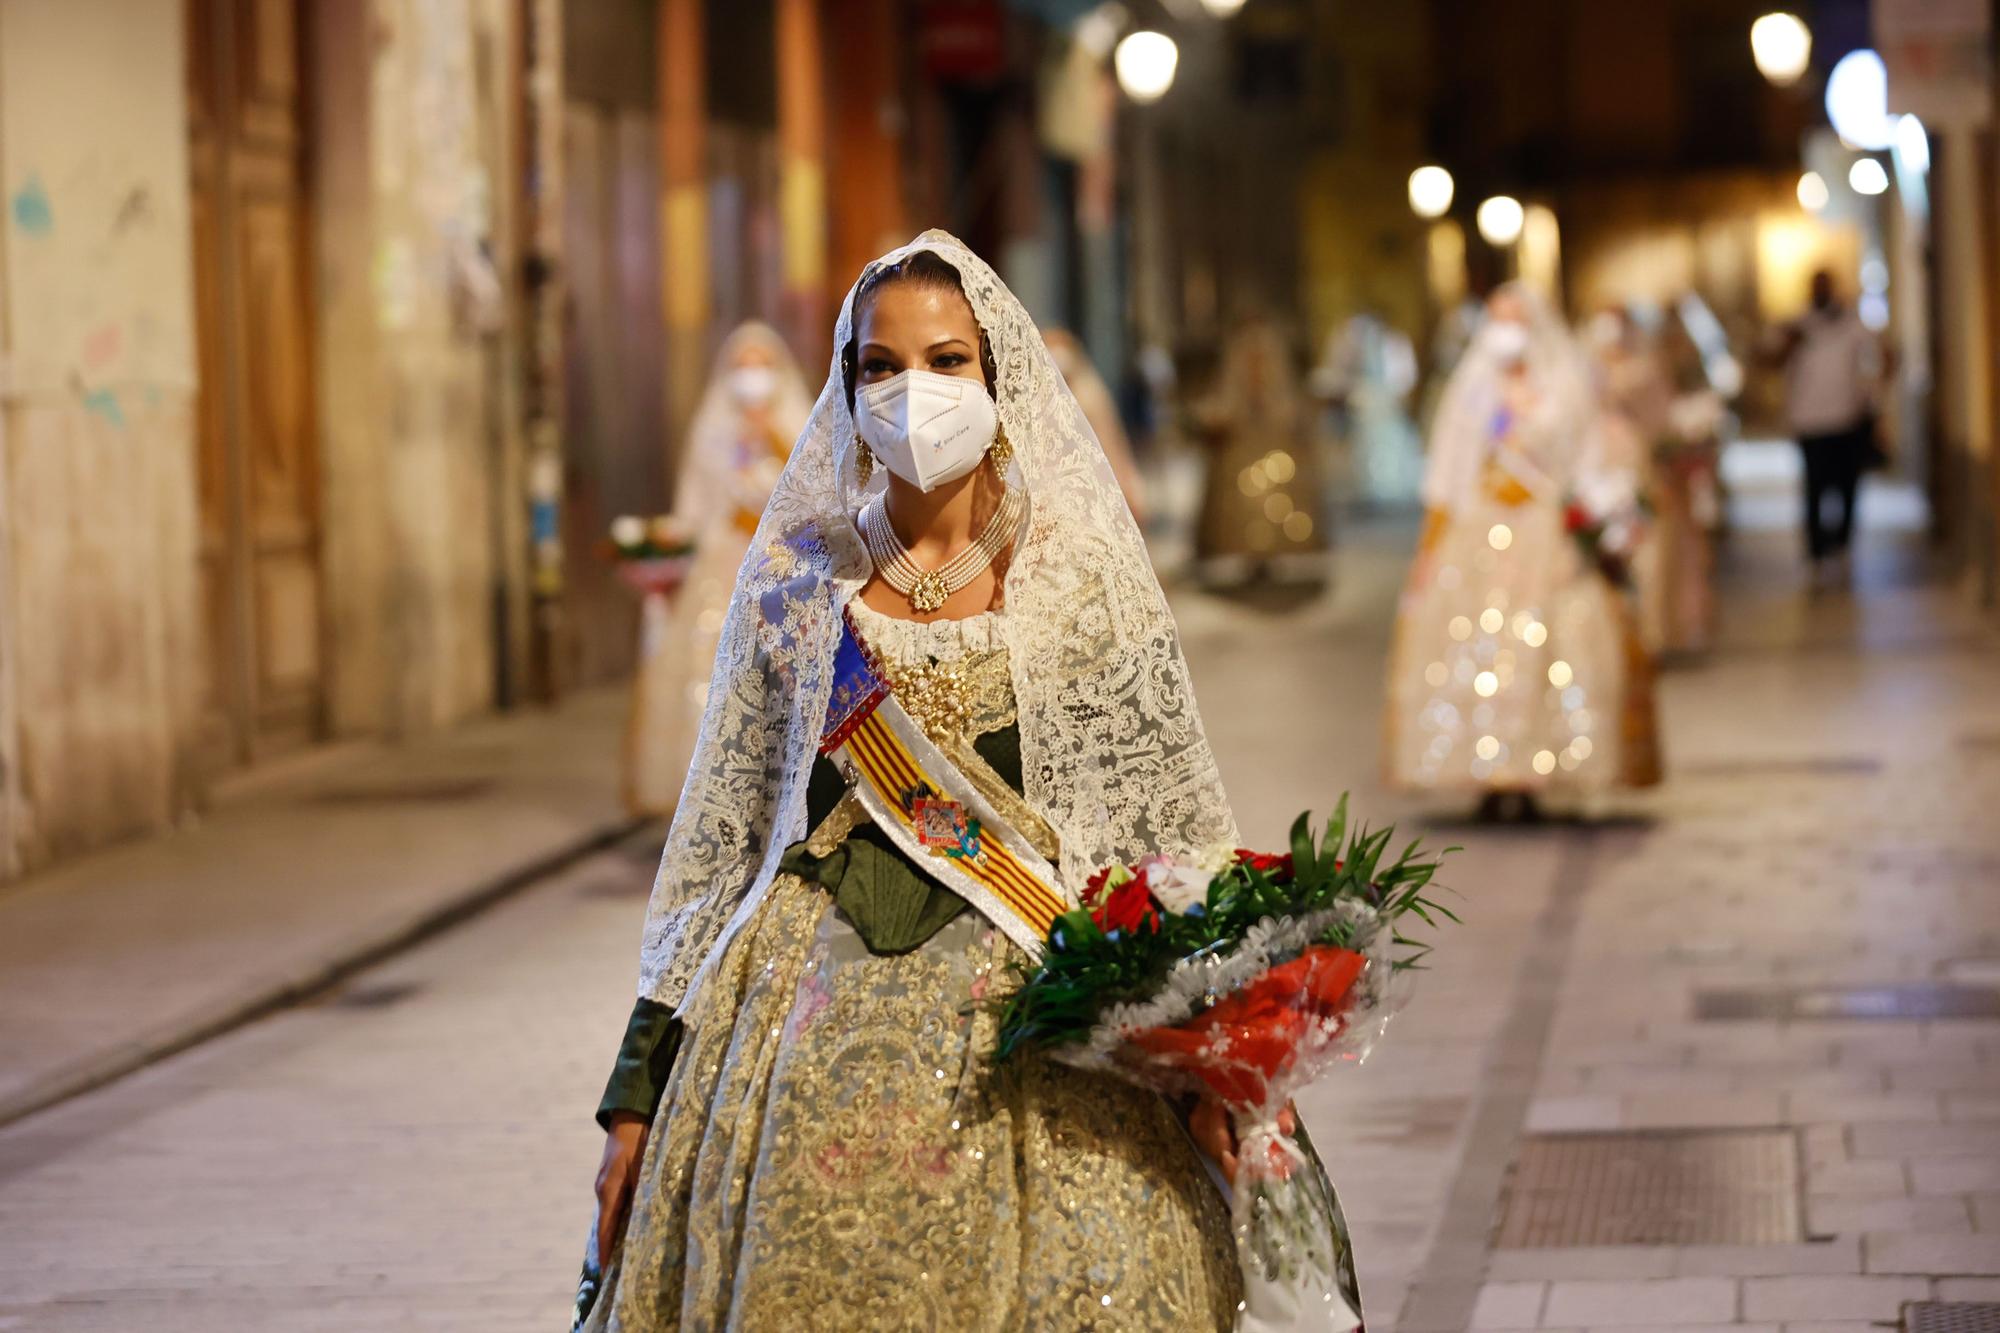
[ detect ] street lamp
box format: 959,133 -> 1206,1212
1750,13 -> 1812,87
1826,49 -> 1894,151
1848,157 -> 1889,196
1796,170 -> 1829,211
1894,114 -> 1930,174
1476,195 -> 1525,246
1408,165 -> 1455,219
1115,31 -> 1179,103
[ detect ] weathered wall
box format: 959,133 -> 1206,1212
313,0 -> 502,738
0,0 -> 202,876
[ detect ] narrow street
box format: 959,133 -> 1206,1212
2,464 -> 1998,1331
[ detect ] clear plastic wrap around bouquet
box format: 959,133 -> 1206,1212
995,797 -> 1456,1333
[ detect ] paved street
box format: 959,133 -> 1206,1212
3,459 -> 1999,1331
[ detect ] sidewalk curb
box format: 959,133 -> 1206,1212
0,813 -> 651,1130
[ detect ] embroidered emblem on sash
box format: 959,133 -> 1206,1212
908,785 -> 984,861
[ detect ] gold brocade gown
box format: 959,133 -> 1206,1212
590,603 -> 1246,1332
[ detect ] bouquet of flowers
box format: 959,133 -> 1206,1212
1563,479 -> 1647,589
995,797 -> 1455,1333
603,515 -> 696,596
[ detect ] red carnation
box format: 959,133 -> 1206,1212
1083,863 -> 1120,905
1091,876 -> 1161,935
1234,849 -> 1295,878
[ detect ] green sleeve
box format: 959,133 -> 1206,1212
595,996 -> 685,1130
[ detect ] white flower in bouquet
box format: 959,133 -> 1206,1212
609,515 -> 646,549
1574,473 -> 1634,523
1669,390 -> 1724,445
1136,853 -> 1212,916
1601,517 -> 1637,557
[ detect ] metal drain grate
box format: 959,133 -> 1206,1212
1496,1129 -> 1804,1248
308,777 -> 495,805
1697,983 -> 2000,1021
1676,755 -> 1882,778
1906,1303 -> 2000,1333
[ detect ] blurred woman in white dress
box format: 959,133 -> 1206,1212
1386,285 -> 1660,815
1315,311 -> 1424,509
624,322 -> 813,815
1194,318 -> 1327,584
1043,327 -> 1148,524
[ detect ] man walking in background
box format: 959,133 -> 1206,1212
1776,269 -> 1883,585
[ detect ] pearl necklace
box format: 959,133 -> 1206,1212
859,488 -> 1024,613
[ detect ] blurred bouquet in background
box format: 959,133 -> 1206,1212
995,797 -> 1456,1333
1564,478 -> 1648,588
603,515 -> 696,596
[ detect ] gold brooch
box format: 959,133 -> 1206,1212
891,659 -> 969,738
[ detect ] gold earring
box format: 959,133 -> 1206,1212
989,424 -> 1014,472
854,434 -> 874,484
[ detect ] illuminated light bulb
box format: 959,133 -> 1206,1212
1408,165 -> 1455,220
1200,0 -> 1247,15
1473,670 -> 1499,698
1479,607 -> 1504,634
1570,736 -> 1594,760
1826,49 -> 1893,151
1548,659 -> 1573,687
1848,157 -> 1889,196
1114,31 -> 1179,103
1487,523 -> 1513,550
1894,114 -> 1929,174
1797,170 -> 1829,212
1474,735 -> 1501,761
1750,12 -> 1811,87
1532,750 -> 1557,775
1449,615 -> 1472,640
1476,195 -> 1525,246
1523,622 -> 1548,647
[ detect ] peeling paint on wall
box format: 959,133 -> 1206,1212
10,174 -> 52,235
79,386 -> 124,428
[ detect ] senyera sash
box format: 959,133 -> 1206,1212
820,606 -> 1070,958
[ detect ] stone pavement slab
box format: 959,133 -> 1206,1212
0,687 -> 641,1126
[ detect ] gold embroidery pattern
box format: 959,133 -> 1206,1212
883,646 -> 1017,743
603,876 -> 1241,1332
880,644 -> 1059,861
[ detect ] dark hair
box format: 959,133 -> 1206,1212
841,250 -> 997,410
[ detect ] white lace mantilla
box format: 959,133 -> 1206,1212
633,229 -> 1238,1012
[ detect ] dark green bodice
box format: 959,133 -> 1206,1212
596,721 -> 1025,1128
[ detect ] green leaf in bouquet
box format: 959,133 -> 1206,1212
1323,794 -> 1349,864
1289,809 -> 1316,880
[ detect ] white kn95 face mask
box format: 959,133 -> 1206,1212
854,368 -> 998,492
728,364 -> 778,407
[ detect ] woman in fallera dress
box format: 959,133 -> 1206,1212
1385,283 -> 1660,816
1194,317 -> 1327,584
625,323 -> 813,816
578,231 -> 1362,1331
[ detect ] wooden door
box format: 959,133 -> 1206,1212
187,0 -> 324,766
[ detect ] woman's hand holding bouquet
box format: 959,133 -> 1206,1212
996,797 -> 1457,1333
